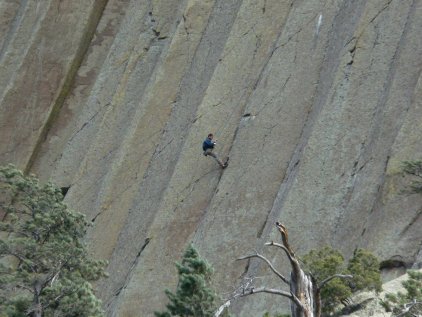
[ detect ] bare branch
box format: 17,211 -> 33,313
237,253 -> 290,285
241,286 -> 293,298
265,241 -> 294,262
395,300 -> 422,317
274,222 -> 302,276
265,240 -> 302,274
240,287 -> 306,312
214,300 -> 231,317
318,274 -> 353,289
50,270 -> 60,287
41,259 -> 69,289
214,278 -> 254,317
275,222 -> 292,254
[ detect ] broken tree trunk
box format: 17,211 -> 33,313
274,222 -> 320,317
231,222 -> 321,317
216,222 -> 352,317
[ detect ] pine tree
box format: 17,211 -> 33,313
155,244 -> 217,317
379,160 -> 422,315
301,247 -> 351,314
302,247 -> 381,315
214,224 -> 381,317
0,165 -> 107,317
381,270 -> 422,316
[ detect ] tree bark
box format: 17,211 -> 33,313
228,223 -> 353,317
31,280 -> 42,317
275,222 -> 320,317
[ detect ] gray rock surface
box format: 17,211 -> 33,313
1,0 -> 421,316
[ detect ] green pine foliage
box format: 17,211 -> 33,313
302,246 -> 381,315
302,247 -> 351,314
155,244 -> 217,317
346,249 -> 381,293
381,270 -> 422,316
0,165 -> 107,317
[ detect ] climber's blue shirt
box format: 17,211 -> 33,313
202,138 -> 214,151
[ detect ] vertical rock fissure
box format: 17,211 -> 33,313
357,0 -> 420,244
0,0 -> 50,104
359,1 -> 415,164
249,0 -> 369,266
99,1 -> 246,313
24,0 -> 110,174
104,238 -> 151,312
0,0 -> 28,63
192,0 -> 296,249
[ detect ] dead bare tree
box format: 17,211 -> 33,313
215,222 -> 352,317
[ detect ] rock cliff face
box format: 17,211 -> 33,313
1,0 -> 421,316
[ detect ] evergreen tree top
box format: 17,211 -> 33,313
0,164 -> 107,317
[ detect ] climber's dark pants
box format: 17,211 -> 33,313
204,149 -> 224,167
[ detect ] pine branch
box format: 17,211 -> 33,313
318,274 -> 353,289
16,283 -> 35,293
7,251 -> 36,273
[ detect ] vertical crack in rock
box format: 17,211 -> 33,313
98,1 -> 246,312
249,0 -> 369,270
338,144 -> 364,212
0,0 -> 50,103
257,210 -> 271,238
0,0 -> 28,62
24,0 -> 110,174
368,0 -> 394,24
399,209 -> 422,236
91,211 -> 103,223
104,238 -> 151,312
191,1 -> 297,265
221,0 -> 295,163
85,0 -> 214,220
355,0 -> 419,242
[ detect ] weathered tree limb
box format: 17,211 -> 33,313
318,274 -> 353,289
214,300 -> 231,317
265,241 -> 295,263
217,222 -> 325,317
241,287 -> 291,298
214,278 -> 254,317
275,222 -> 302,274
214,286 -> 304,317
395,299 -> 422,317
274,222 -> 317,317
240,287 -> 306,311
237,253 -> 290,285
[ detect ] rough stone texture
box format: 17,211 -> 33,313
1,0 -> 422,316
0,0 -> 108,169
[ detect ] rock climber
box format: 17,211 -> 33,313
202,133 -> 228,168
